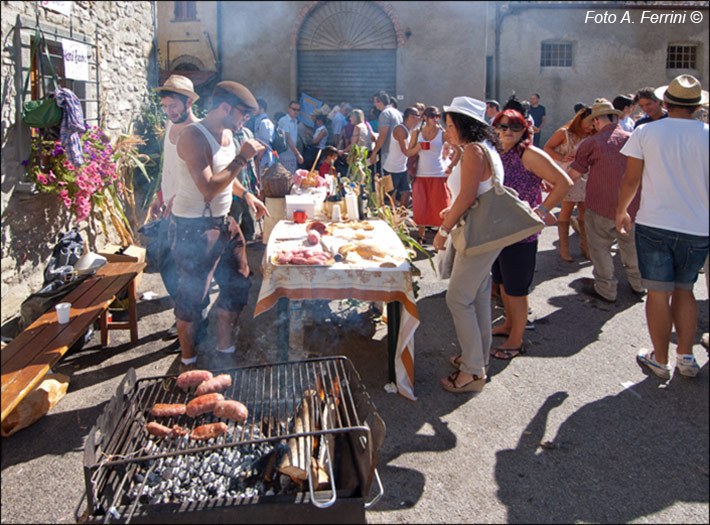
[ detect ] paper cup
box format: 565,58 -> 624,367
293,210 -> 307,224
420,141 -> 431,150
55,302 -> 71,324
331,204 -> 341,222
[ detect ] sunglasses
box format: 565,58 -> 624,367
289,106 -> 300,112
428,114 -> 441,119
495,122 -> 524,132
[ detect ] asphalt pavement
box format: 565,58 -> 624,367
1,222 -> 708,524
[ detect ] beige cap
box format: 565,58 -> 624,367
153,74 -> 199,101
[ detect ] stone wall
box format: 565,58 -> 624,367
1,1 -> 157,325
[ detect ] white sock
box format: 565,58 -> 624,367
181,356 -> 197,365
216,345 -> 236,354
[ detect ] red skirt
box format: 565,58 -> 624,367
412,177 -> 451,227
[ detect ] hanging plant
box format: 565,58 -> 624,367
22,127 -> 133,245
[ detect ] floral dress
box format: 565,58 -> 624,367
501,147 -> 542,244
553,129 -> 587,203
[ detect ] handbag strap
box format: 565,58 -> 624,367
472,141 -> 506,195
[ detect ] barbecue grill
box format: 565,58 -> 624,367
80,357 -> 384,524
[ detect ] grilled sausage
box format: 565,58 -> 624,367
185,393 -> 224,417
150,403 -> 187,418
213,400 -> 249,422
176,370 -> 213,390
146,422 -> 187,439
195,374 -> 232,396
190,422 -> 228,441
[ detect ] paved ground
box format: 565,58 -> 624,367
1,223 -> 708,524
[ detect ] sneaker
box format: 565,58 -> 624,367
637,348 -> 671,380
676,354 -> 700,377
164,322 -> 178,340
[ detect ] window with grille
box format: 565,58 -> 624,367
540,42 -> 572,67
174,1 -> 197,21
666,45 -> 696,69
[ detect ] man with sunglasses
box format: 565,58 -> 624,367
277,101 -> 303,173
171,81 -> 269,372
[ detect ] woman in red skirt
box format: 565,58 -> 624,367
410,106 -> 454,244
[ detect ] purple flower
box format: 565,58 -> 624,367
21,160 -> 29,166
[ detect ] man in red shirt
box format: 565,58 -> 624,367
568,99 -> 644,302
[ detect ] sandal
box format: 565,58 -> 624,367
490,346 -> 526,360
449,354 -> 462,369
440,370 -> 486,393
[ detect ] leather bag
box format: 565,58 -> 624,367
451,144 -> 544,256
21,28 -> 62,129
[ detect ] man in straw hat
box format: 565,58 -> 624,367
171,80 -> 269,372
617,74 -> 709,380
568,99 -> 645,303
148,75 -> 205,342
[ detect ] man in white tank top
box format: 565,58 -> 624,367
146,75 -> 204,343
383,107 -> 421,207
172,81 -> 269,372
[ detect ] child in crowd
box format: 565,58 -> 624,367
318,146 -> 339,176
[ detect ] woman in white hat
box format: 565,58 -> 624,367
432,96 -> 506,392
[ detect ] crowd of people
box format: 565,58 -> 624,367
146,73 -> 708,394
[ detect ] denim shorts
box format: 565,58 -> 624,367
635,224 -> 709,292
385,169 -> 411,195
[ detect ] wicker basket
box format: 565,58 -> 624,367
261,162 -> 293,198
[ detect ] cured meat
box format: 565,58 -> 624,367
150,403 -> 186,417
306,230 -> 320,246
146,422 -> 187,439
185,393 -> 224,417
213,400 -> 249,422
195,374 -> 232,396
176,370 -> 213,390
190,422 -> 228,440
274,247 -> 331,266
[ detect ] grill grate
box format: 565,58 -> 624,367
83,357 -> 383,520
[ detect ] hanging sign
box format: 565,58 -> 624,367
62,39 -> 89,81
40,1 -> 72,16
298,93 -> 323,128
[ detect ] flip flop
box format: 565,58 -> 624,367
491,346 -> 526,360
440,370 -> 486,393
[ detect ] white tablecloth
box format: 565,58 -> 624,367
254,219 -> 420,401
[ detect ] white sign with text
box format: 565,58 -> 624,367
61,39 -> 89,81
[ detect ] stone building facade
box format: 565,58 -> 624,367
1,1 -> 157,325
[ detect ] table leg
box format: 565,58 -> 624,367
128,277 -> 138,344
386,301 -> 401,383
99,310 -> 109,347
276,297 -> 290,362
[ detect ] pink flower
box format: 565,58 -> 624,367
36,173 -> 48,185
48,171 -> 56,182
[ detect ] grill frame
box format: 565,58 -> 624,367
83,357 -> 385,522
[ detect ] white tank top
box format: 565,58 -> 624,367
383,123 -> 409,173
446,140 -> 504,200
172,121 -> 236,218
161,121 -> 180,203
416,127 -> 446,178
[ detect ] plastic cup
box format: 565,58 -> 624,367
293,210 -> 307,224
420,141 -> 431,150
331,204 -> 341,222
55,302 -> 71,324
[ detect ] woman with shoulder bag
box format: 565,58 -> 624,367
432,97 -> 507,393
489,109 -> 573,360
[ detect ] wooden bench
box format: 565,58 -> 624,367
1,261 -> 146,423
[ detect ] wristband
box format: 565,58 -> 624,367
234,154 -> 248,166
537,204 -> 550,216
242,189 -> 253,199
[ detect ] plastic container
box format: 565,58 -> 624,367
55,302 -> 71,324
345,192 -> 358,221
285,194 -> 316,219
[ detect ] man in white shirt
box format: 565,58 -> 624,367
617,74 -> 709,380
147,75 -> 202,342
277,100 -> 303,173
369,90 -> 403,169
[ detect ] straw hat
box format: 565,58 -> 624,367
153,74 -> 199,101
583,100 -> 621,126
443,96 -> 487,125
655,74 -> 709,106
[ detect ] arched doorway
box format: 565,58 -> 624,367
297,1 -> 398,112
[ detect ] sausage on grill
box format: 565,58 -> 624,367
213,399 -> 249,422
146,422 -> 187,439
150,403 -> 187,418
195,374 -> 232,396
176,370 -> 213,390
190,422 -> 228,440
185,393 -> 224,417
